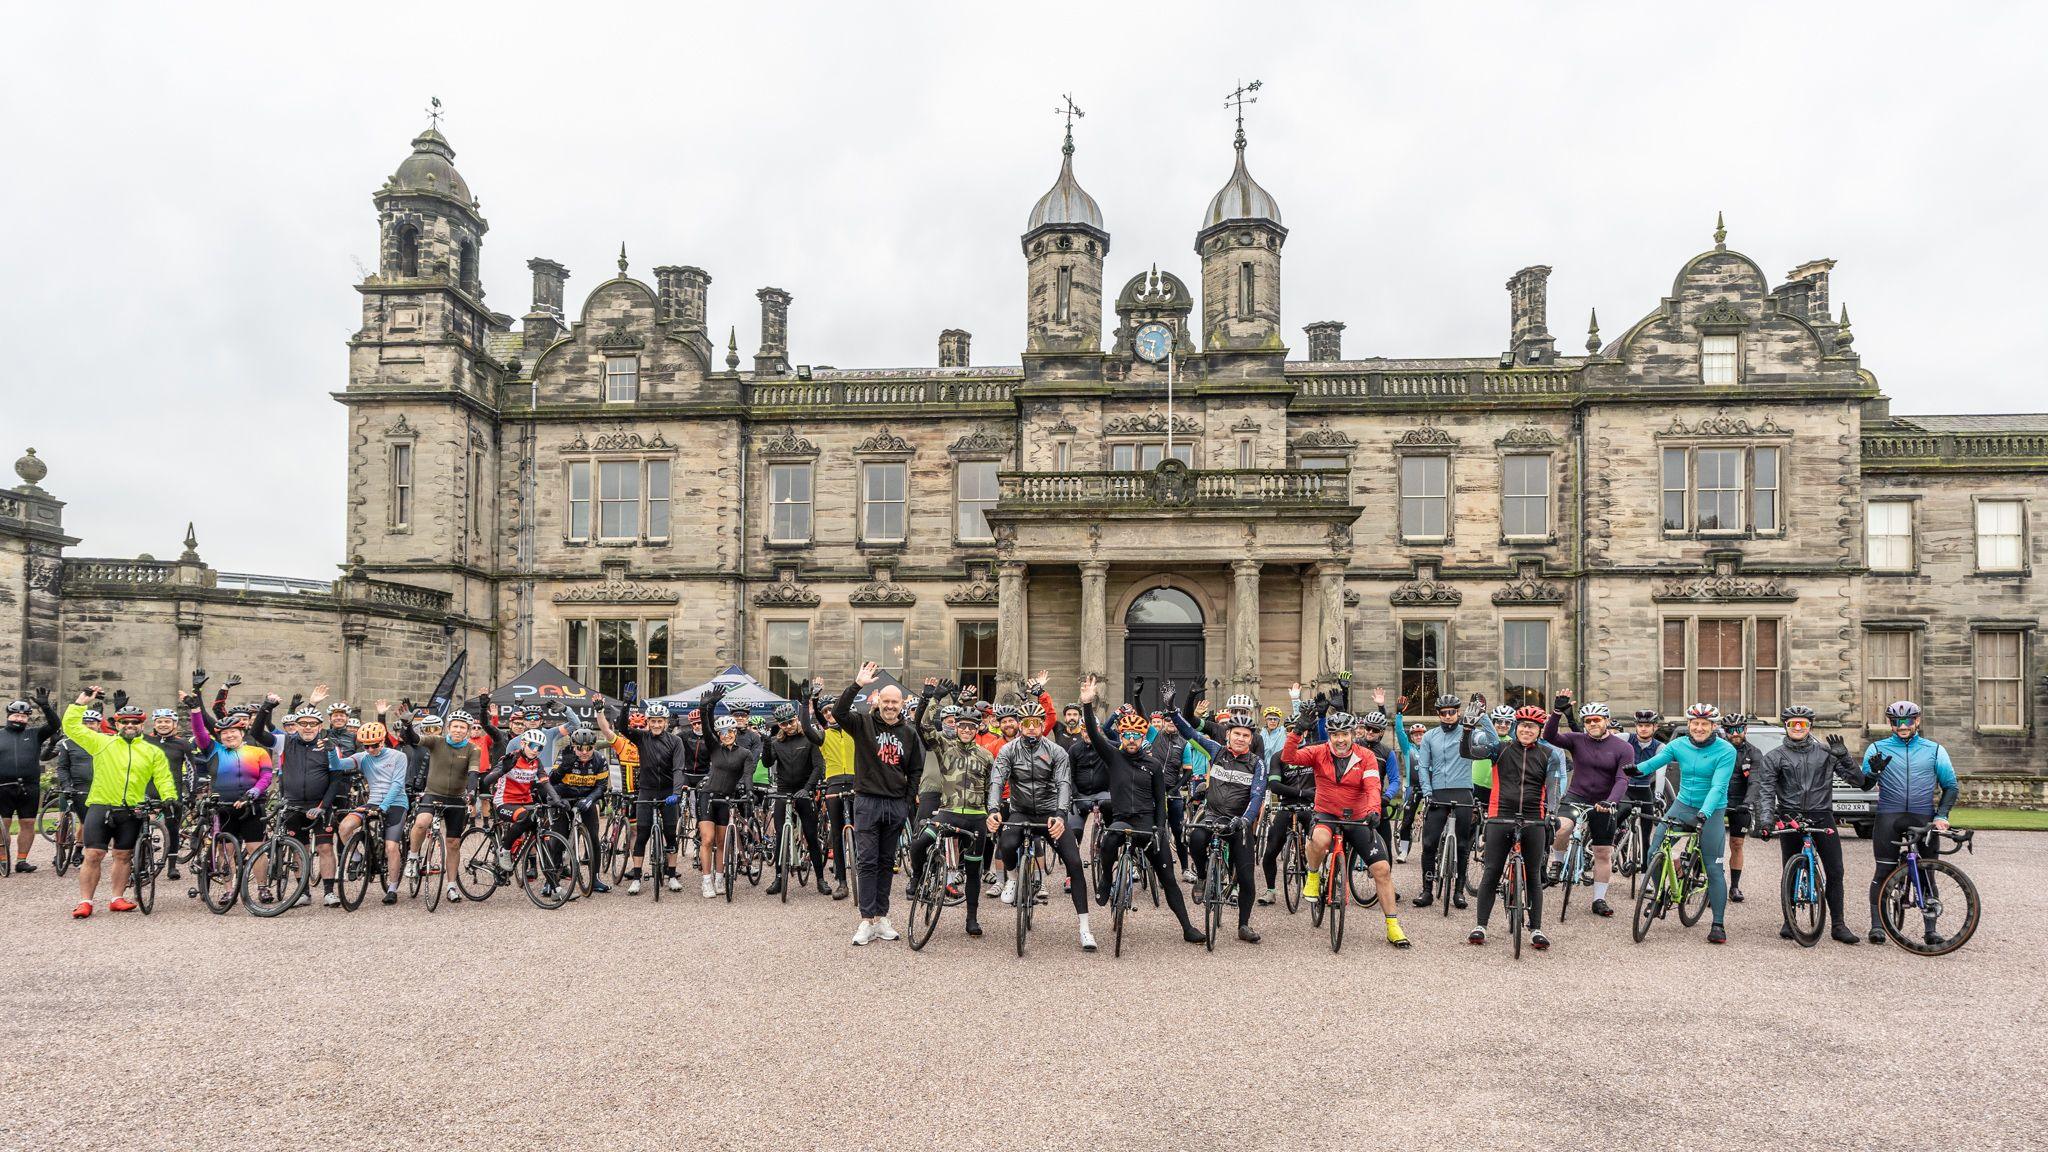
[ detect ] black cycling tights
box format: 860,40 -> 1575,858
772,793 -> 826,883
1186,822 -> 1257,927
1868,811 -> 1931,931
997,820 -> 1088,916
1776,816 -> 1847,927
1475,821 -> 1546,931
1418,790 -> 1476,889
910,811 -> 987,919
1098,819 -> 1196,933
1262,809 -> 1313,888
631,803 -> 679,872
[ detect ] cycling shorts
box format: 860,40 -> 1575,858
83,805 -> 144,852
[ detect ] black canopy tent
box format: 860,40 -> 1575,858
487,660 -> 599,719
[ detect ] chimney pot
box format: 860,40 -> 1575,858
1303,321 -> 1345,361
524,258 -> 569,354
1786,259 -> 1836,323
1506,265 -> 1556,364
755,288 -> 792,376
939,329 -> 972,367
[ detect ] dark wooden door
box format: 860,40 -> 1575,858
1125,628 -> 1204,715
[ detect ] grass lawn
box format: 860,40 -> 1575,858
1949,807 -> 2048,831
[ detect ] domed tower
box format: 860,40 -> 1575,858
374,125 -> 488,295
1022,108 -> 1109,354
1195,107 -> 1286,352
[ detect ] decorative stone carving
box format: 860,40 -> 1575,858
855,429 -> 914,455
758,427 -> 818,458
849,562 -> 917,606
1049,419 -> 1078,437
1104,409 -> 1199,437
1342,588 -> 1360,608
945,575 -> 999,606
1293,424 -> 1356,450
1653,552 -> 1797,602
553,561 -> 677,605
26,555 -> 62,591
1693,300 -> 1751,330
1396,425 -> 1459,448
16,447 -> 49,489
1662,415 -> 1785,438
1390,560 -> 1461,606
560,432 -> 589,452
594,329 -> 643,350
384,414 -> 417,438
590,430 -> 672,452
1497,425 -> 1558,448
1232,416 -> 1263,435
1494,557 -> 1566,604
947,429 -> 1013,458
753,566 -> 820,607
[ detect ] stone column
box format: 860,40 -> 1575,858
1296,566 -> 1318,684
1079,561 -> 1108,681
1231,559 -> 1261,698
175,617 -> 203,688
1315,561 -> 1347,684
996,562 -> 1030,687
342,618 -> 368,702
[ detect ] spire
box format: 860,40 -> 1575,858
180,522 -> 200,564
1714,210 -> 1727,250
617,243 -> 628,276
1836,305 -> 1855,351
1026,98 -> 1105,233
1586,308 -> 1602,354
725,327 -> 741,370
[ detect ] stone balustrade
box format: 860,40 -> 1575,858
997,464 -> 1350,510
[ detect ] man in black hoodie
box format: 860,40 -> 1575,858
1,690 -> 61,873
836,662 -> 924,945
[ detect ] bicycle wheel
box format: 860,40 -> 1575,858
1677,849 -> 1709,927
242,836 -> 310,917
1879,859 -> 1979,956
1112,850 -> 1132,958
777,817 -> 794,904
36,792 -> 60,844
422,826 -> 444,912
1781,851 -> 1823,947
649,815 -> 665,903
1438,827 -> 1458,918
1507,854 -> 1525,960
145,817 -> 170,879
605,810 -> 632,883
200,832 -> 240,914
1281,830 -> 1305,915
133,832 -> 157,914
52,808 -> 77,877
1203,872 -> 1221,952
1329,857 -> 1347,954
723,826 -> 739,903
1015,850 -> 1037,957
908,852 -> 944,951
841,821 -> 859,910
521,831 -> 574,910
455,829 -> 499,902
336,827 -> 372,911
1631,857 -> 1662,943
1086,816 -> 1106,904
1350,849 -> 1378,908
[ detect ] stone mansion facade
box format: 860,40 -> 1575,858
2,117 -> 2043,779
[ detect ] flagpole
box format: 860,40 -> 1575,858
1166,347 -> 1176,462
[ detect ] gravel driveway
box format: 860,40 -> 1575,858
5,833 -> 2041,1150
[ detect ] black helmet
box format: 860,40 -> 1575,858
1780,705 -> 1816,722
1433,694 -> 1462,712
569,726 -> 600,747
771,704 -> 797,724
1632,709 -> 1660,723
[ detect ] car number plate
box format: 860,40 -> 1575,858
1836,802 -> 1870,813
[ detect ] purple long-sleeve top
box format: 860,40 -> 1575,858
1543,711 -> 1633,804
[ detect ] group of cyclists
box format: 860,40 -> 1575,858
0,661 -> 1965,956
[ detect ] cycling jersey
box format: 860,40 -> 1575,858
1480,738 -> 1552,819
916,713 -> 995,816
1080,702 -> 1170,824
1278,731 -> 1381,819
1860,734 -> 1958,818
1631,735 -> 1738,816
0,700 -> 59,783
553,748 -> 614,798
1625,734 -> 1666,799
410,732 -> 484,798
1543,712 -> 1633,804
764,730 -> 823,795
1755,736 -> 1860,825
988,734 -> 1071,817
266,728 -> 342,809
1170,710 -> 1265,823
190,709 -> 273,801
482,753 -> 549,807
62,703 -> 178,807
1412,722 -> 1478,796
331,745 -> 408,810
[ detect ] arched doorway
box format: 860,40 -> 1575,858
1124,586 -> 1204,715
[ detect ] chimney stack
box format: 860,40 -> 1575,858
1786,259 -> 1836,323
939,329 -> 972,367
523,257 -> 569,354
654,265 -> 711,332
1506,265 -> 1556,365
754,287 -> 791,376
1303,321 -> 1345,361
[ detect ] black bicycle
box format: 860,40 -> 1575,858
184,792 -> 247,915
1425,799 -> 1466,918
39,789 -> 82,877
1195,816 -> 1237,952
1003,819 -> 1052,957
241,801 -> 314,918
762,790 -> 816,903
122,800 -> 173,914
1485,816 -> 1548,959
906,817 -> 979,950
334,803 -> 397,911
1877,826 -> 1979,956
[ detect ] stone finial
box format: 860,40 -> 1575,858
1586,308 -> 1601,354
617,243 -> 628,275
726,327 -> 741,371
1835,305 -> 1855,351
1714,211 -> 1727,250
14,447 -> 47,490
180,522 -> 201,564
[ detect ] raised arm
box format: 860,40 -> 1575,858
189,700 -> 216,754
1081,701 -> 1116,765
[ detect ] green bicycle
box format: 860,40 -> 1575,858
1631,816 -> 1710,942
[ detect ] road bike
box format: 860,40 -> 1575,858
1195,817 -> 1236,951
1486,816 -> 1547,959
1104,823 -> 1162,958
1425,799 -> 1467,918
241,801 -> 314,918
1767,819 -> 1834,947
599,790 -> 633,884
39,789 -> 82,877
183,792 -> 246,914
122,801 -> 173,914
1877,827 -> 1979,956
1552,801 -> 1602,924
410,800 -> 462,912
1612,799 -> 1653,897
333,804 -> 398,911
457,802 -> 575,910
1631,816 -> 1709,943
1266,805 -> 1310,914
1003,819 -> 1052,957
763,790 -> 816,903
906,817 -> 979,951
1310,817 -> 1378,954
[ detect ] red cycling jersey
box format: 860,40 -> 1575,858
1279,730 -> 1382,820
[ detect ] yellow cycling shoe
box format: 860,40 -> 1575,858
1385,916 -> 1411,948
1302,872 -> 1322,900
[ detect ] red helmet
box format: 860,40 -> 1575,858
1513,706 -> 1548,726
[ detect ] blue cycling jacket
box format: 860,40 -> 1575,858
1861,734 -> 1958,818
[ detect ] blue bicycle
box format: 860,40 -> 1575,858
1878,827 -> 1979,957
1768,819 -> 1833,947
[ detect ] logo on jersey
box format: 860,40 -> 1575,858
875,732 -> 905,767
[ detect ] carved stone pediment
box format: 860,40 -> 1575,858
1390,560 -> 1461,606
1497,425 -> 1558,449
855,429 -> 914,456
1105,409 -> 1199,437
554,561 -> 677,605
1294,424 -> 1356,450
850,562 -> 916,606
948,429 -> 1013,458
758,428 -> 818,459
753,565 -> 820,607
1693,300 -> 1752,331
1652,551 -> 1797,603
1396,425 -> 1459,449
1661,415 -> 1785,438
1494,557 -> 1565,605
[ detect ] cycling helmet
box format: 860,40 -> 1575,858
344,718 -> 362,730
1262,705 -> 1284,719
81,709 -> 103,725
1360,711 -> 1390,730
286,709 -> 321,725
1884,700 -> 1922,724
643,703 -> 670,720
1432,694 -> 1463,711
771,704 -> 797,725
1780,705 -> 1816,722
1490,705 -> 1516,724
713,715 -> 740,734
113,704 -> 148,722
1326,711 -> 1356,731
1220,713 -> 1258,735
356,721 -> 387,745
1017,701 -> 1046,722
992,704 -> 1021,721
150,707 -> 178,720
1578,702 -> 1610,720
514,730 -> 548,754
1513,706 -> 1548,725
1684,703 -> 1721,722
569,726 -> 600,747
1719,713 -> 1749,731
416,714 -> 444,729
444,709 -> 474,726
1115,713 -> 1149,737
518,705 -> 544,719
217,713 -> 250,732
327,701 -> 351,715
938,704 -> 966,722
1632,709 -> 1660,724
1226,693 -> 1257,713
5,700 -> 30,715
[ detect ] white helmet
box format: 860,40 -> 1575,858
1226,693 -> 1257,713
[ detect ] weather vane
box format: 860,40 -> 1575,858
425,96 -> 443,131
1055,93 -> 1084,153
1225,79 -> 1262,140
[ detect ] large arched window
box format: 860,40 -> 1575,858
395,223 -> 420,277
1126,586 -> 1202,626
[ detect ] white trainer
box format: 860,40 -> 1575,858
1000,877 -> 1017,905
1080,922 -> 1098,952
851,920 -> 876,946
874,918 -> 900,941
701,874 -> 716,898
627,878 -> 642,895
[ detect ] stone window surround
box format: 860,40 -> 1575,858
1865,495 -> 1920,576
954,459 -> 1000,547
562,455 -> 673,548
561,613 -> 674,699
1497,609 -> 1562,708
1657,436 -> 1789,541
386,439 -> 415,536
603,354 -> 640,405
1394,441 -> 1454,546
1658,613 -> 1786,718
1969,624 -> 2032,735
857,460 -> 909,550
763,460 -> 815,549
1497,449 -> 1557,546
758,616 -> 813,697
1392,612 -> 1454,710
1971,495 -> 2029,577
1860,623 -> 1922,734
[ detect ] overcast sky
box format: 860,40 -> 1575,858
6,2 -> 2043,577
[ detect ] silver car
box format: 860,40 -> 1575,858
1738,724 -> 1878,838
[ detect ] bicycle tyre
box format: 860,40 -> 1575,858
422,825 -> 444,912
1438,827 -> 1458,918
37,791 -> 61,844
1329,857 -> 1347,954
1879,859 -> 1979,957
1631,861 -> 1661,943
242,836 -> 310,917
1281,830 -> 1305,915
724,824 -> 739,903
777,816 -> 793,904
521,831 -> 574,910
336,827 -> 372,911
455,829 -> 499,902
133,832 -> 157,914
200,832 -> 240,914
1112,850 -> 1132,958
1086,816 -> 1106,905
908,857 -> 944,951
605,809 -> 632,883
1350,850 -> 1378,908
1677,849 -> 1708,927
841,822 -> 859,911
1557,838 -> 1581,925
142,817 -> 169,881
1015,850 -> 1036,957
53,809 -> 77,877
1782,851 -> 1824,947
649,815 -> 664,903
1507,854 -> 1524,960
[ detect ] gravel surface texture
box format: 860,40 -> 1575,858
4,834 -> 2043,1150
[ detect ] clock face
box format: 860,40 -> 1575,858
1134,322 -> 1172,363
